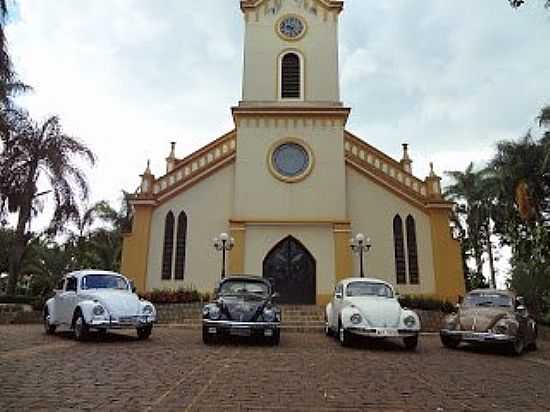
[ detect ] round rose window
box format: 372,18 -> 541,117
270,142 -> 311,181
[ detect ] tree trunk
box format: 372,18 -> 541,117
7,201 -> 31,295
485,224 -> 497,289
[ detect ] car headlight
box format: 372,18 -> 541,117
207,305 -> 221,320
445,315 -> 458,330
404,315 -> 417,328
494,317 -> 517,334
93,305 -> 105,316
142,304 -> 154,315
350,313 -> 362,325
263,307 -> 276,322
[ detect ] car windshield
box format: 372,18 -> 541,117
219,280 -> 269,296
346,281 -> 393,298
464,292 -> 513,308
81,275 -> 128,290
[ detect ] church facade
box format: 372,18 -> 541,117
121,0 -> 465,305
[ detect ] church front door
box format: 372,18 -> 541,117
262,236 -> 316,305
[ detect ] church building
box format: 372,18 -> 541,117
121,0 -> 465,305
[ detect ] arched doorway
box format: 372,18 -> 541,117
262,236 -> 316,304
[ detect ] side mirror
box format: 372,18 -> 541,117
455,303 -> 461,311
517,296 -> 525,306
335,292 -> 343,299
130,281 -> 136,294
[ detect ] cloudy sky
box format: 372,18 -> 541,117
5,0 -> 550,283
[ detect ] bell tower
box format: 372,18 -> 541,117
232,0 -> 350,223
239,0 -> 344,105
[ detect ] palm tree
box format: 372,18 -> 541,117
445,163 -> 497,288
0,111 -> 95,294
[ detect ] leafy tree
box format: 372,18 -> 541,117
509,0 -> 550,9
0,111 -> 95,294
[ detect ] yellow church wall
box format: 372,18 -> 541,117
146,164 -> 236,293
428,207 -> 466,302
233,117 -> 348,221
242,0 -> 340,102
120,204 -> 153,293
242,224 -> 336,304
345,167 -> 437,296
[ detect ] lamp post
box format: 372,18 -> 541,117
349,233 -> 372,278
213,232 -> 234,279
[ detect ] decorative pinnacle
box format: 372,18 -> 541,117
429,162 -> 436,177
144,159 -> 151,175
401,143 -> 411,161
168,141 -> 176,159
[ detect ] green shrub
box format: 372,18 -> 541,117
139,288 -> 209,304
398,294 -> 456,314
0,295 -> 35,305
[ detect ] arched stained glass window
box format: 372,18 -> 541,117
393,215 -> 407,284
406,215 -> 419,284
281,52 -> 301,99
174,211 -> 187,280
161,211 -> 175,280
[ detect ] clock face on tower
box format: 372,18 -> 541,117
277,15 -> 306,41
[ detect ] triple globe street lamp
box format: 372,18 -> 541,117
213,232 -> 234,279
349,233 -> 372,278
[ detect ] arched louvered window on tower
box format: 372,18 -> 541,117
393,215 -> 407,284
174,211 -> 187,280
280,52 -> 301,99
161,211 -> 175,280
406,215 -> 420,284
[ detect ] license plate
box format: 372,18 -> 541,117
376,328 -> 398,337
264,329 -> 273,337
463,333 -> 479,340
230,328 -> 251,337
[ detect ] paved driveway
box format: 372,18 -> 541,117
1,325 -> 549,411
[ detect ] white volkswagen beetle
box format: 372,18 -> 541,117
325,277 -> 421,349
43,270 -> 157,341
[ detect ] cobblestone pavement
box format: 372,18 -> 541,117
1,325 -> 550,411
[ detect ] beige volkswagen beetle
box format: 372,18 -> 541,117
440,289 -> 538,355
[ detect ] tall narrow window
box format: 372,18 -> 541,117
161,211 -> 175,280
406,215 -> 419,284
393,215 -> 407,284
281,52 -> 301,99
174,211 -> 187,280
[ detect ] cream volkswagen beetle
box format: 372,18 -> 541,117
325,277 -> 421,349
43,270 -> 156,341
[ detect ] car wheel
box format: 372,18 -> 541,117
440,334 -> 460,349
508,336 -> 525,356
202,326 -> 212,344
271,329 -> 280,346
338,321 -> 352,347
324,314 -> 333,337
73,312 -> 89,342
403,335 -> 419,351
43,309 -> 56,335
137,325 -> 153,340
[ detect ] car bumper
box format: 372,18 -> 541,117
440,329 -> 514,343
202,320 -> 280,337
89,315 -> 156,329
347,326 -> 419,338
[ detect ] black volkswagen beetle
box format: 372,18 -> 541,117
202,276 -> 281,345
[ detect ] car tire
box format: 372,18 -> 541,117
338,321 -> 352,347
324,315 -> 332,337
73,311 -> 89,342
43,309 -> 56,335
202,326 -> 212,344
508,336 -> 525,356
403,335 -> 419,351
137,325 -> 153,340
271,329 -> 280,346
440,335 -> 460,349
